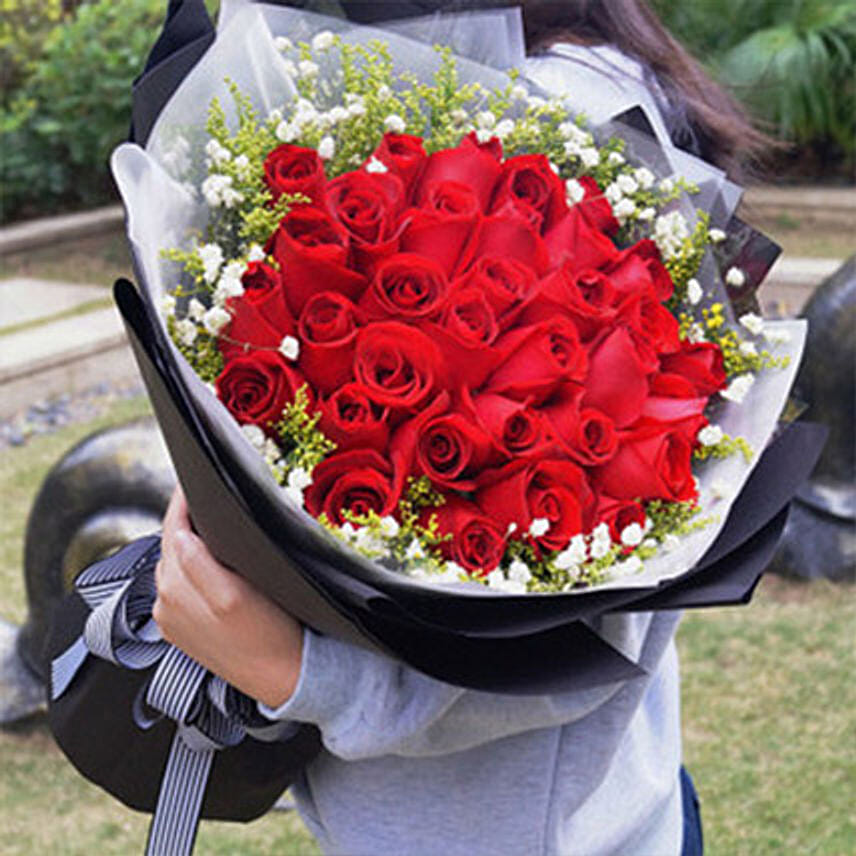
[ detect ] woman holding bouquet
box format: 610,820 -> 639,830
153,1 -> 769,853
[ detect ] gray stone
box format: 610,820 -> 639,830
0,619 -> 45,724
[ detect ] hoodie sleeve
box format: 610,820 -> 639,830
259,610 -> 679,761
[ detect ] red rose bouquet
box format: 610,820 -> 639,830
111,1 -> 806,661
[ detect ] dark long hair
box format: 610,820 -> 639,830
521,0 -> 772,178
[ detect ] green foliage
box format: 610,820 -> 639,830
273,385 -> 337,472
0,0 -> 64,97
653,0 -> 856,168
1,0 -> 164,222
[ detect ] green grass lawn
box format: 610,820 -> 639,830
0,399 -> 853,855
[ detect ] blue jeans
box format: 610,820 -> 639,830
680,766 -> 703,856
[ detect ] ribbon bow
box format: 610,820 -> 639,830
51,535 -> 295,856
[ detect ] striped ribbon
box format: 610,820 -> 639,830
51,535 -> 293,856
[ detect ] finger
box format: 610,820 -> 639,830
162,484 -> 190,541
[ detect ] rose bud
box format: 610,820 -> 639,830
304,449 -> 400,526
594,423 -> 700,503
470,392 -> 549,459
476,458 -> 595,555
370,133 -> 428,196
298,291 -> 363,394
318,383 -> 390,454
326,169 -> 406,274
215,350 -> 309,433
485,317 -> 588,404
659,341 -> 727,396
263,143 -> 327,204
425,496 -> 507,575
354,321 -> 445,411
490,153 -> 568,234
269,206 -> 367,316
415,131 -> 502,212
360,253 -> 450,322
399,179 -> 482,275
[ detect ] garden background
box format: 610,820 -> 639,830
1,1 -> 854,854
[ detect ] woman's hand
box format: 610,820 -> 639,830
153,485 -> 303,709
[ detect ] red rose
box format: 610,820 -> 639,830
574,176 -> 620,236
582,326 -> 656,428
455,256 -> 537,322
354,321 -> 445,411
594,422 -> 699,503
543,206 -> 619,274
596,496 -> 647,543
624,296 -> 681,355
484,317 -> 588,404
297,292 -> 363,394
263,144 -> 327,204
239,260 -> 294,334
270,207 -> 367,316
215,350 -> 308,432
491,153 -> 568,233
304,449 -> 399,526
441,286 -> 498,348
543,387 -> 618,466
370,133 -> 428,195
220,292 -> 295,364
318,383 -> 389,454
360,253 -> 450,322
641,372 -> 709,423
427,496 -> 507,575
477,458 -> 594,554
415,410 -> 497,490
603,239 -> 673,302
326,169 -> 406,274
472,214 -> 550,278
659,341 -> 727,396
415,132 -> 502,212
470,392 -> 550,459
399,180 -> 482,275
525,265 -> 619,343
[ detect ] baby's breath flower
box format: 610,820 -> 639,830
494,118 -> 515,139
638,206 -> 656,222
188,298 -> 206,321
241,424 -> 266,449
274,36 -> 293,52
288,467 -> 313,491
725,266 -> 746,288
565,178 -> 585,204
579,147 -> 600,168
311,30 -> 334,51
721,374 -> 755,403
620,523 -> 644,547
247,244 -> 266,262
739,312 -> 764,335
698,424 -> 723,446
708,227 -> 727,243
508,560 -> 532,585
384,114 -> 406,133
160,294 -> 176,317
318,135 -> 336,160
298,59 -> 319,79
529,518 -> 550,537
198,243 -> 223,284
607,151 -> 625,166
739,341 -> 758,357
687,278 -> 703,305
476,110 -> 496,129
612,555 -> 643,577
279,335 -> 300,360
616,173 -> 638,195
590,539 -> 611,560
365,155 -> 388,174
659,177 -> 674,194
276,120 -> 299,142
175,318 -> 197,346
634,167 -> 655,189
614,198 -> 636,220
204,138 -> 231,166
511,84 -> 528,101
281,59 -> 298,78
202,305 -> 231,335
379,516 -> 400,538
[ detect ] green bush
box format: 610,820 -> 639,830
0,0 -> 64,98
1,0 -> 164,222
